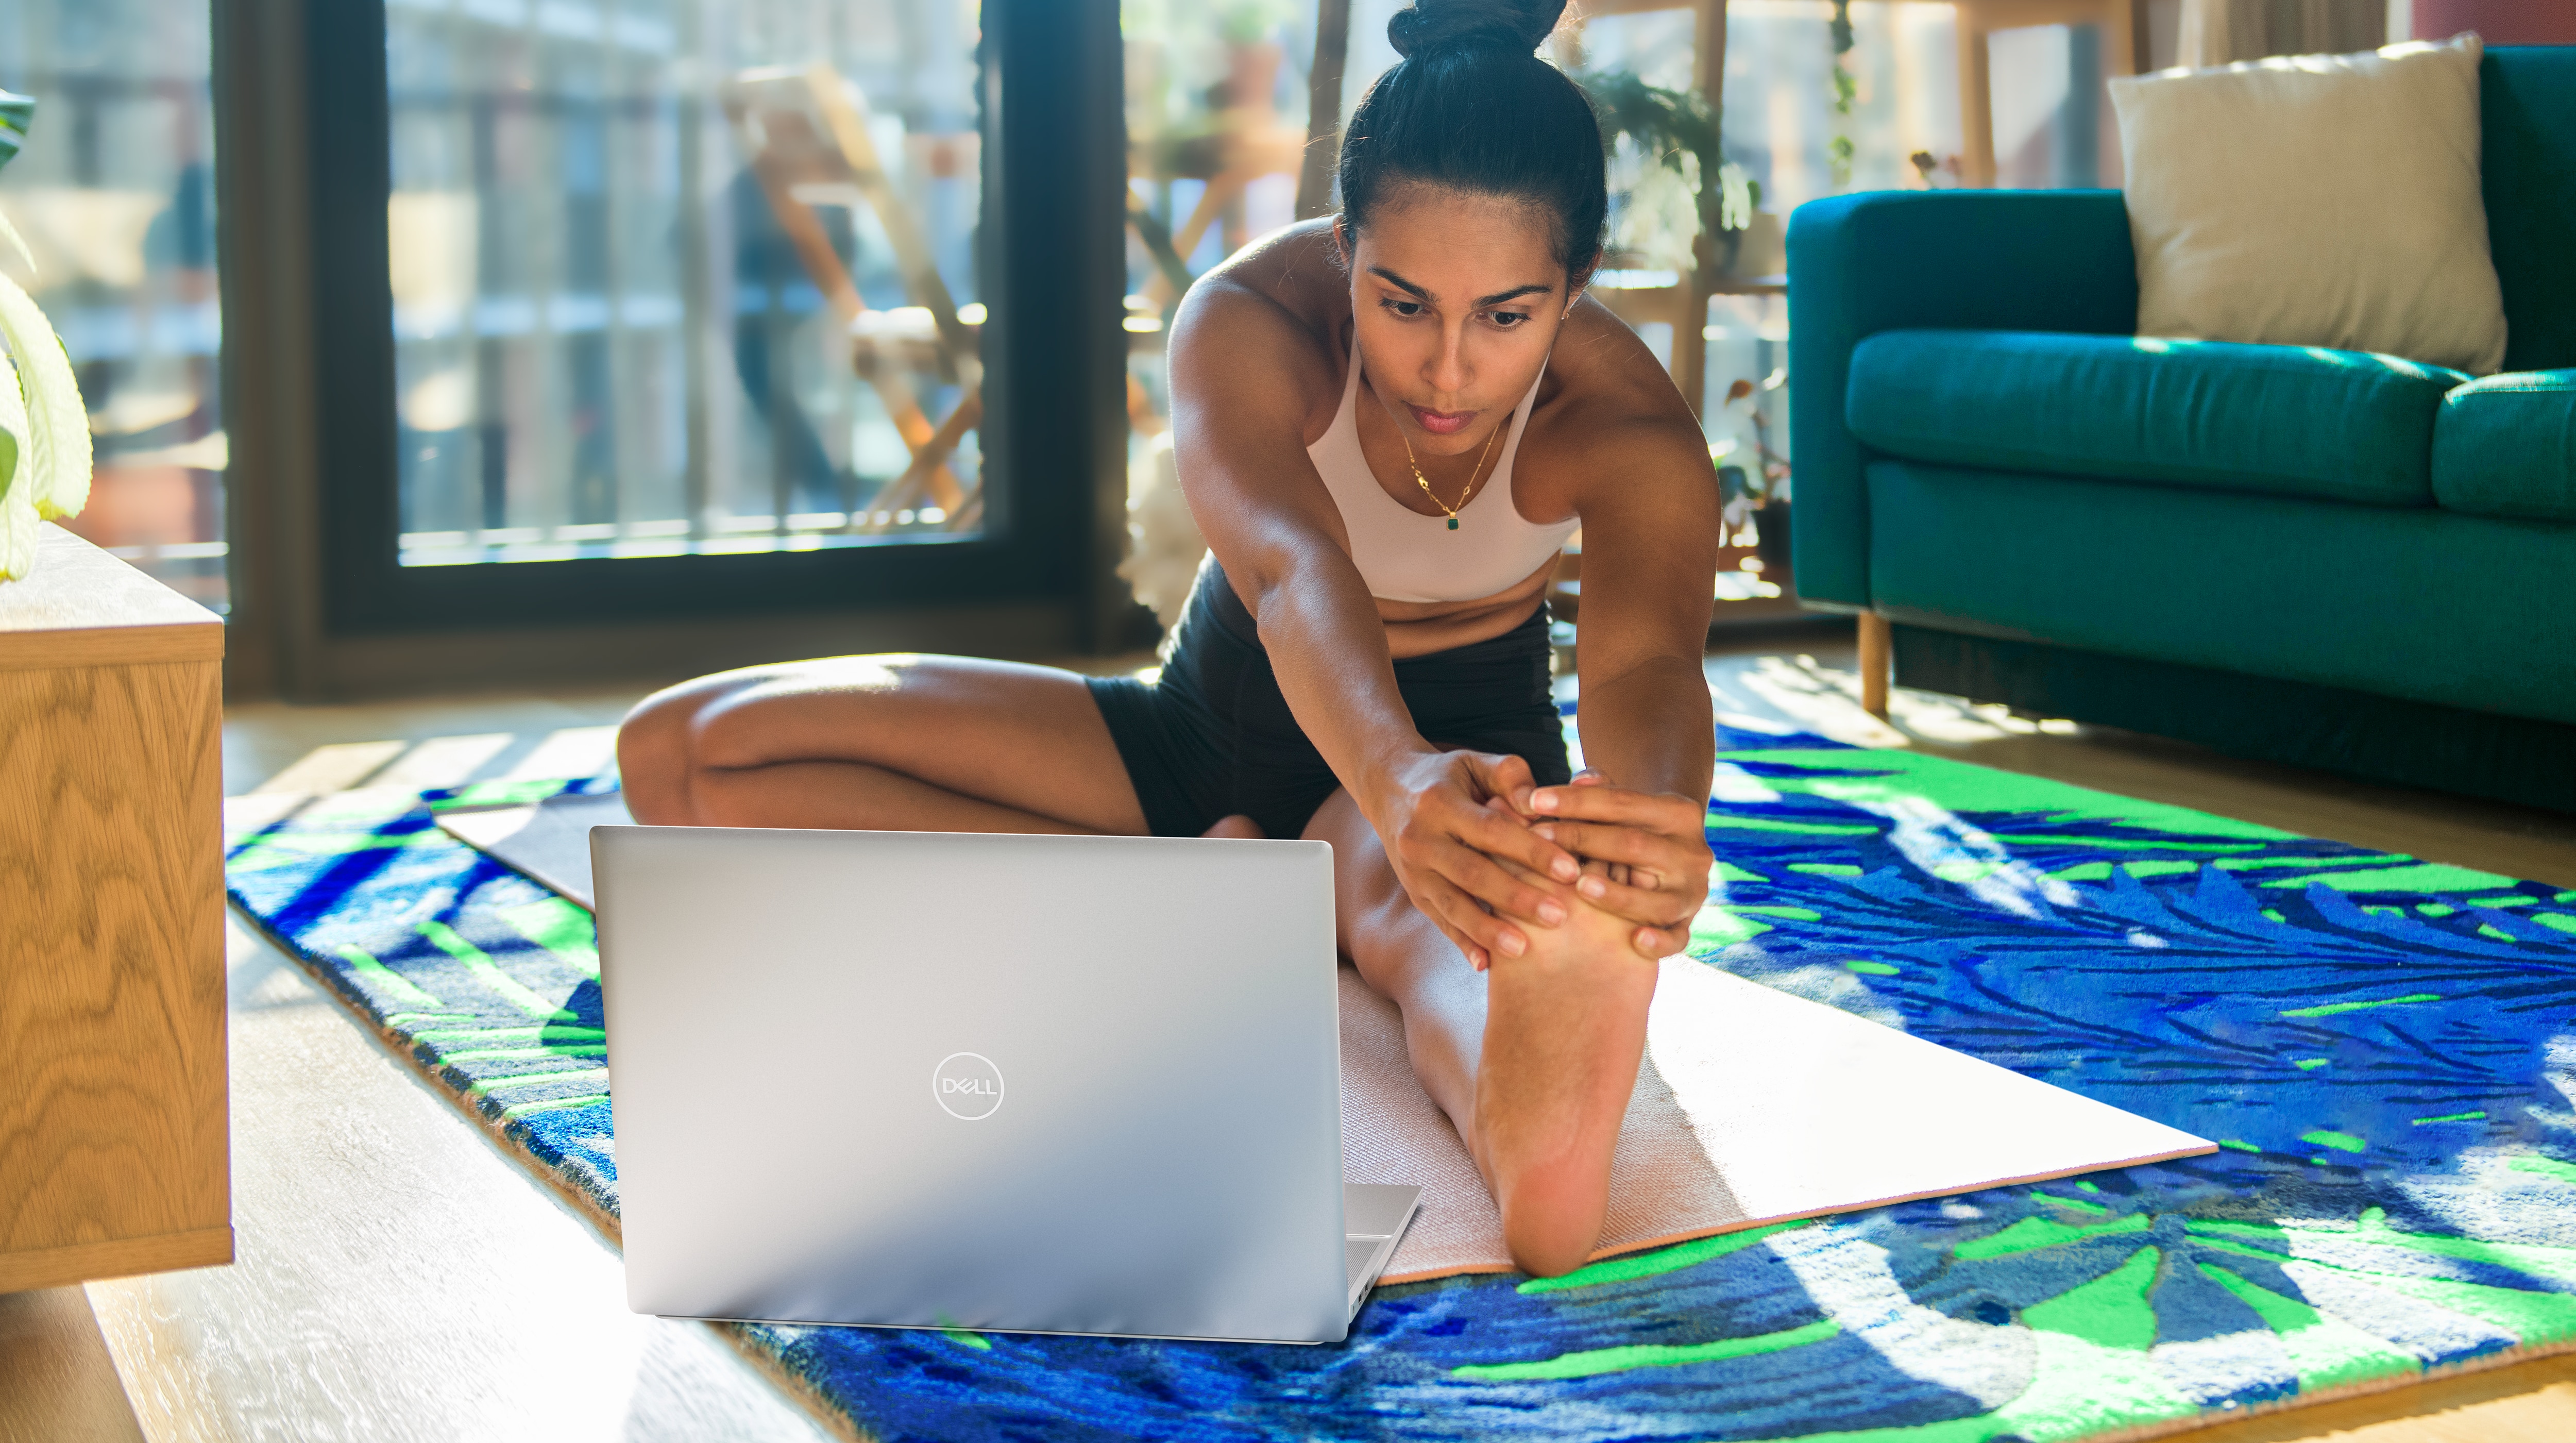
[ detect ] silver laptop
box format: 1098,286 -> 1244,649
591,825 -> 1420,1345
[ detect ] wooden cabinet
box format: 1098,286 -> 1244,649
0,524 -> 230,1291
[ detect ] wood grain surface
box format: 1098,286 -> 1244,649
2149,1350 -> 2576,1442
0,526 -> 222,673
0,1286 -> 145,1443
0,1230 -> 235,1297
0,549 -> 230,1289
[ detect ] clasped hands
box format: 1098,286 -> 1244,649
1370,749 -> 1711,972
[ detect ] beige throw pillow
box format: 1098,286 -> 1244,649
2109,35 -> 2507,375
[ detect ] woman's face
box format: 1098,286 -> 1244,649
1341,186 -> 1580,458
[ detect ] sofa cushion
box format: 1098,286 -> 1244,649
1846,329 -> 2466,507
2433,370 -> 2576,523
1865,460 -> 2576,727
2110,36 -> 2505,375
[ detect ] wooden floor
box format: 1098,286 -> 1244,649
6,633 -> 2575,1440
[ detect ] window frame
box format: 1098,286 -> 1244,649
296,0 -> 1128,637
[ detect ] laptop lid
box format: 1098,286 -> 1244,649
594,826 -> 1354,1344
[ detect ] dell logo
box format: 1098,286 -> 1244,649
931,1052 -> 1005,1120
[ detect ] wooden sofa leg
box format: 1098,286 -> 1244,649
1857,613 -> 1891,720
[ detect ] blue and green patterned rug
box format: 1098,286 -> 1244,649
224,733 -> 2576,1442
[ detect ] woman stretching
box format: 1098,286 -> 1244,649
618,0 -> 1720,1277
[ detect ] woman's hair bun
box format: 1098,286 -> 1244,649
1341,0 -> 1604,278
1385,0 -> 1567,59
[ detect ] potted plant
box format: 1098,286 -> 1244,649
1585,70 -> 1792,591
0,89 -> 95,581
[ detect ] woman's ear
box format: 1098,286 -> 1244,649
1564,250 -> 1601,316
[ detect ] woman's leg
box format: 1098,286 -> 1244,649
617,654 -> 1149,835
1304,788 -> 1657,1278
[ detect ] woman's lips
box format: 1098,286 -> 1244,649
1408,404 -> 1476,437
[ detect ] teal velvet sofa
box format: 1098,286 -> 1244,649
1787,45 -> 2576,812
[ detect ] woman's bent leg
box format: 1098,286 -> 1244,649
1306,789 -> 1656,1278
617,654 -> 1149,836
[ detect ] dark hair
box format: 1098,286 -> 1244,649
1336,0 -> 1606,281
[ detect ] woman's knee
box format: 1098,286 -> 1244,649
617,675 -> 730,822
618,655 -> 927,803
616,661 -> 822,819
1306,792 -> 1433,965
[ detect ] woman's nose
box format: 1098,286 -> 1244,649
1424,327 -> 1470,395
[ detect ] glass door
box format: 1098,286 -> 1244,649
385,0 -> 986,567
304,0 -> 1131,637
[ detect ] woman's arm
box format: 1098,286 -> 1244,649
1167,266 -> 1582,966
1527,399 -> 1723,958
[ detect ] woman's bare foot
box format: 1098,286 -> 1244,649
1470,865 -> 1659,1277
1201,814 -> 1263,840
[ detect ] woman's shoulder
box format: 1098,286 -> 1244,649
1537,301 -> 1683,421
1206,219 -> 1351,326
1167,222 -> 1351,433
1522,301 -> 1717,501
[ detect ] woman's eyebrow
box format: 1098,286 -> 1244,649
1365,267 -> 1555,310
1366,265 -> 1432,299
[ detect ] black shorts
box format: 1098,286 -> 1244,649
1086,560 -> 1573,841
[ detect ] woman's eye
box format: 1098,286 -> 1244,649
1489,310 -> 1530,328
1381,298 -> 1423,317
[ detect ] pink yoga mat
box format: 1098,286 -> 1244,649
1342,961 -> 2212,1282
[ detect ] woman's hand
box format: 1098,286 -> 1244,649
1368,748 -> 1583,970
1520,769 -> 1711,959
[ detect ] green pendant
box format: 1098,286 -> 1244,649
1447,517 -> 1459,530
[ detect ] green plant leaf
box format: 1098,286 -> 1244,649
0,270 -> 91,521
0,208 -> 34,278
0,90 -> 30,176
1583,68 -> 1748,261
0,349 -> 30,579
0,91 -> 34,279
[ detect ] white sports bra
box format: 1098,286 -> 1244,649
1306,332 -> 1579,605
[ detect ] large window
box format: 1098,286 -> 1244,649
0,0 -> 224,609
297,0 -> 1117,642
384,0 -> 985,568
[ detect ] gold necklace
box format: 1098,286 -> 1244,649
1402,419 -> 1503,532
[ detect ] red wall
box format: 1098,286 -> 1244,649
2416,1 -> 2576,44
